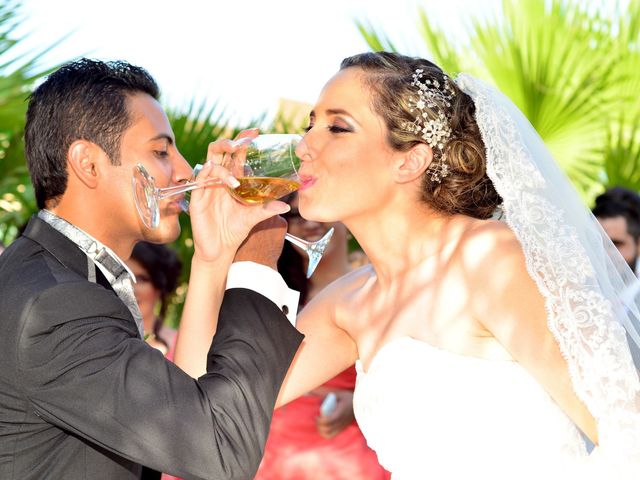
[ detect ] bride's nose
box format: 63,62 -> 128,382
295,136 -> 312,163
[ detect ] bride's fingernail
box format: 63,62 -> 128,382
232,137 -> 252,148
227,176 -> 240,188
266,201 -> 290,215
193,164 -> 205,177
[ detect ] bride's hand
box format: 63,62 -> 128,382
188,130 -> 290,263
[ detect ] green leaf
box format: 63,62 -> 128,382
354,19 -> 397,52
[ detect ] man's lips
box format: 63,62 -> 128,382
163,196 -> 186,214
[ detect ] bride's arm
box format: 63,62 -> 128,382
467,222 -> 598,444
173,252 -> 231,377
173,133 -> 292,377
275,274 -> 360,408
174,215 -> 291,378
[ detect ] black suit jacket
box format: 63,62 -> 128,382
0,217 -> 303,480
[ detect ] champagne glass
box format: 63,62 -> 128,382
132,134 -> 333,277
286,227 -> 335,279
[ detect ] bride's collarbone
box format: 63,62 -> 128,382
333,260 -> 482,341
340,272 -> 502,362
345,271 -> 462,318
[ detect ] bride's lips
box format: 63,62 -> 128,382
298,175 -> 316,191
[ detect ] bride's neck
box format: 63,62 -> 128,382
345,201 -> 459,284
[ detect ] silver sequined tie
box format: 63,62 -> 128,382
112,270 -> 144,339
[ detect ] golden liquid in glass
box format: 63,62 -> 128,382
230,177 -> 300,204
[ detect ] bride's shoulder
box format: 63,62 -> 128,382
300,264 -> 375,325
456,218 -> 525,267
455,218 -> 539,311
319,263 -> 375,301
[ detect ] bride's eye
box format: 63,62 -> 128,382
328,125 -> 351,134
303,124 -> 314,133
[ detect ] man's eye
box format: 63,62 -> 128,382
154,151 -> 169,158
303,124 -> 314,133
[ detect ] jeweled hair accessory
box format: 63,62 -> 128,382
403,68 -> 456,183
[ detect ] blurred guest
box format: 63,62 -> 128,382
126,241 -> 182,359
254,193 -> 389,480
592,187 -> 640,274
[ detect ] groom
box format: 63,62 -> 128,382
0,58 -> 303,479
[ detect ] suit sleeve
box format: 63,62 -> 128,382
17,283 -> 303,480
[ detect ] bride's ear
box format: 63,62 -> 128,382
392,143 -> 433,184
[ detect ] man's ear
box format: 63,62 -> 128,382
393,143 -> 433,184
67,140 -> 102,189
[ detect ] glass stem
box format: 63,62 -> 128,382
158,177 -> 223,200
284,233 -> 310,250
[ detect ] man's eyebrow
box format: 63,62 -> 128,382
149,134 -> 174,145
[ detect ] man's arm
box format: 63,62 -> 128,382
19,281 -> 303,480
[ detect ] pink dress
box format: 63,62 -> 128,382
254,366 -> 390,480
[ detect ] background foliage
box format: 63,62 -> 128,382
357,0 -> 640,201
0,0 -> 63,245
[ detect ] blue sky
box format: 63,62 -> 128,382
17,0 -> 501,125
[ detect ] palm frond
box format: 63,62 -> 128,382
168,99 -> 231,166
354,19 -> 397,52
603,113 -> 640,189
355,0 -> 640,200
416,8 -> 464,74
0,0 -> 69,244
473,0 -> 621,196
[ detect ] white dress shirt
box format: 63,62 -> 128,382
226,261 -> 300,326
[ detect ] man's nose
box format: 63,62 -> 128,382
173,153 -> 193,184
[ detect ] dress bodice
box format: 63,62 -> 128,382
353,337 -> 588,479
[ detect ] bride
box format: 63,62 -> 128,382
179,52 -> 640,478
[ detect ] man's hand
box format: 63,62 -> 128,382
234,216 -> 288,270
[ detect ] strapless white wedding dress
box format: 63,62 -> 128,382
353,336 -> 593,479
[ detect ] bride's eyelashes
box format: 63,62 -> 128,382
303,124 -> 353,134
328,125 -> 352,133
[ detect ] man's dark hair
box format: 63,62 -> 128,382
592,187 -> 640,241
25,58 -> 160,209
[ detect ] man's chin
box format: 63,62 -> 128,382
142,222 -> 181,244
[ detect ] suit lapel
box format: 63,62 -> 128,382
22,216 -> 115,293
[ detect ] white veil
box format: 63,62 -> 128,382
454,74 -> 640,461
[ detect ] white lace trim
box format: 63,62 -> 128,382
455,73 -> 640,458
